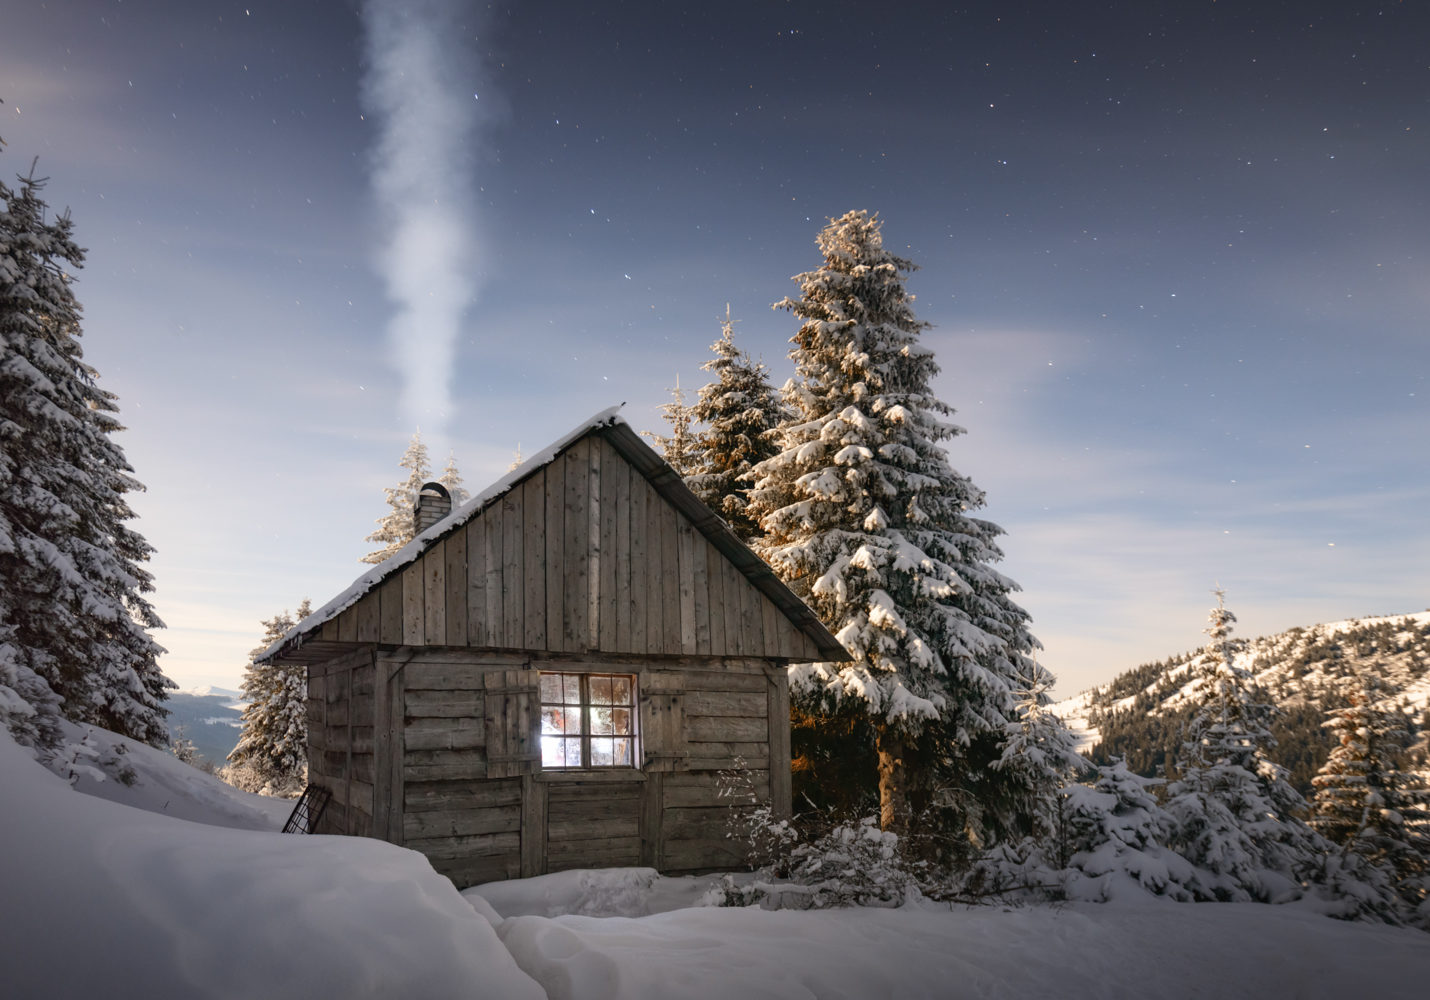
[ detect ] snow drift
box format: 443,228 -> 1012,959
0,729 -> 543,999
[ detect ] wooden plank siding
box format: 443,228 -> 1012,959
612,448 -> 632,653
422,547 -> 446,647
317,428 -> 836,663
464,516 -> 488,647
545,782 -> 642,873
500,488 -> 523,649
444,527 -> 467,647
304,648 -> 378,837
522,474 -> 547,650
562,440 -> 590,652
598,438 -> 620,653
627,458 -> 648,654
308,647 -> 785,884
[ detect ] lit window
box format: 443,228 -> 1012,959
539,672 -> 637,768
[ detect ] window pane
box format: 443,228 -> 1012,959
540,673 -> 562,703
612,738 -> 632,766
591,706 -> 613,736
590,675 -> 613,706
611,676 -> 632,705
591,737 -> 614,767
562,674 -> 582,705
610,708 -> 631,735
563,707 -> 583,736
541,734 -> 564,767
541,706 -> 565,736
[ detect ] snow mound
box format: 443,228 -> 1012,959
59,720 -> 290,830
468,867 -> 723,919
0,730 -> 544,999
490,895 -> 1429,1000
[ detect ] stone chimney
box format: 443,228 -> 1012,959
413,482 -> 452,535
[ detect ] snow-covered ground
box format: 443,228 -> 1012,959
1050,688 -> 1101,754
5,724 -> 1428,999
1,728 -> 541,1000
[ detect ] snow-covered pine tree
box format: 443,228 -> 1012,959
362,430 -> 431,563
996,658 -> 1086,844
1164,589 -> 1318,901
643,376 -> 699,477
685,308 -> 785,542
1311,679 -> 1430,919
1061,758 -> 1202,901
438,451 -> 469,506
747,210 -> 1041,846
0,159 -> 170,752
170,726 -> 199,766
227,599 -> 311,794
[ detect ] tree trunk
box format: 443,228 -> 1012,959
877,726 -> 911,839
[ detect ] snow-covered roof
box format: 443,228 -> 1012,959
258,405 -> 845,663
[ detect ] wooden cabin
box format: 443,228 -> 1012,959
259,407 -> 846,888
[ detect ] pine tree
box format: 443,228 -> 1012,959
170,726 -> 199,766
362,430 -> 431,563
1061,758 -> 1202,901
228,599 -> 311,794
686,308 -> 784,541
747,210 -> 1040,845
1311,679 -> 1430,919
643,376 -> 698,476
0,159 -> 170,751
996,658 -> 1086,843
1164,589 -> 1317,901
438,451 -> 469,506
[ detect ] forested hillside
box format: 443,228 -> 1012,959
1067,612 -> 1430,794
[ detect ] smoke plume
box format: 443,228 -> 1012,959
360,0 -> 483,442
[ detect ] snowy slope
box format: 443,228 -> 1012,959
0,730 -> 544,1000
477,886 -> 1428,1000
58,719 -> 290,830
1054,610 -> 1430,774
6,723 -> 1429,999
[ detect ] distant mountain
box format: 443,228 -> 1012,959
166,691 -> 245,768
178,685 -> 244,702
1056,611 -> 1430,795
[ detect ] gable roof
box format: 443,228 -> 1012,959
260,407 -> 847,664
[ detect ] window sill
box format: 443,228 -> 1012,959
534,768 -> 647,783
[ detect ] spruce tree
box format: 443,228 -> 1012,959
996,658 -> 1086,842
1061,758 -> 1201,901
748,210 -> 1040,845
643,376 -> 698,477
686,308 -> 784,542
1311,679 -> 1430,918
228,599 -> 311,794
362,430 -> 431,563
1164,590 -> 1317,901
0,159 -> 170,751
438,451 -> 469,506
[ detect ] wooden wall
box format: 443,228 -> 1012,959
658,666 -> 779,872
318,434 -> 826,663
308,647 -> 377,837
310,648 -> 791,887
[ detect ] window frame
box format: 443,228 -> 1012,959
538,670 -> 640,771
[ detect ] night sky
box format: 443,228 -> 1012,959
3,1 -> 1426,695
